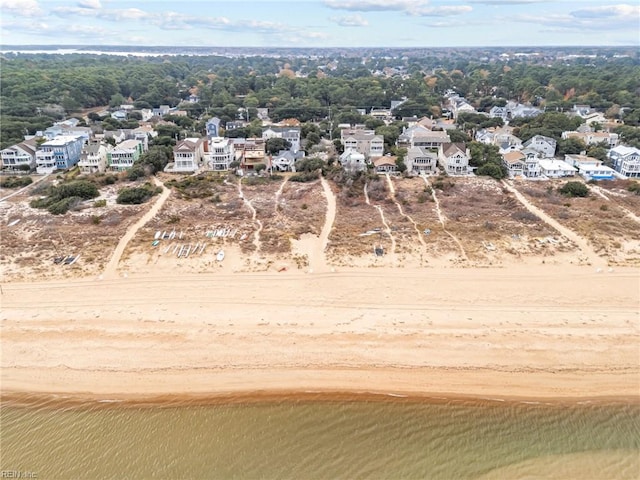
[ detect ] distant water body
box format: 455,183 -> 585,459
2,395 -> 639,479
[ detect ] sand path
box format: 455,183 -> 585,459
274,176 -> 288,215
365,182 -> 397,259
319,177 -> 337,260
422,176 -> 468,261
237,178 -> 262,254
588,184 -> 640,224
386,174 -> 427,250
103,177 -> 170,279
502,180 -> 605,266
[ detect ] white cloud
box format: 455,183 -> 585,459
570,3 -> 640,18
0,0 -> 43,17
410,5 -> 473,16
329,14 -> 369,27
469,0 -> 550,4
323,0 -> 428,12
323,0 -> 471,17
77,0 -> 102,9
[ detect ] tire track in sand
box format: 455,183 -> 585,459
421,176 -> 468,261
502,180 -> 605,267
104,177 -> 170,278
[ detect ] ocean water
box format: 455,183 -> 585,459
1,395 -> 638,480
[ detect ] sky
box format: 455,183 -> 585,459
0,0 -> 639,47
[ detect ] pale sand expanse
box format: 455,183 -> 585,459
1,265 -> 639,401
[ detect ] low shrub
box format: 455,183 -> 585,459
0,176 -> 33,188
559,181 -> 588,198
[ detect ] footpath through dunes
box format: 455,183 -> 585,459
503,180 -> 640,267
237,177 -> 263,255
2,266 -> 639,399
588,183 -> 640,224
103,177 -> 170,279
422,176 -> 468,262
385,174 -> 427,252
290,176 -> 336,272
365,181 -> 398,263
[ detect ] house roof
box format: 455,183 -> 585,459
372,156 -> 397,167
407,146 -> 437,158
502,151 -> 526,164
538,159 -> 577,171
441,142 -> 467,157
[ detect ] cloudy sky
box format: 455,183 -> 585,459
1,0 -> 638,47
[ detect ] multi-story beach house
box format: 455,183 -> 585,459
107,139 -> 145,172
262,126 -> 302,152
1,138 -> 38,171
523,135 -> 557,158
35,135 -> 84,174
340,149 -> 367,173
235,138 -> 267,171
609,145 -> 640,178
438,143 -> 470,176
78,139 -> 109,174
342,132 -> 384,159
207,137 -> 235,171
405,146 -> 438,175
206,117 -> 221,139
167,138 -> 206,173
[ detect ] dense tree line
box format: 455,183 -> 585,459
1,52 -> 638,150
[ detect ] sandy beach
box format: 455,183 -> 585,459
2,265 -> 639,401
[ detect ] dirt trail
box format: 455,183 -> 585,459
385,174 -> 427,250
588,184 -> 640,224
422,176 -> 468,261
502,180 -> 606,267
103,177 -> 170,278
365,182 -> 397,259
237,178 -> 262,253
274,177 -> 288,215
319,177 -> 337,259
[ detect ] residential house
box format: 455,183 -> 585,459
438,143 -> 470,176
271,150 -> 304,172
561,131 -> 618,148
489,106 -> 508,121
397,125 -> 450,150
523,135 -> 557,158
107,139 -> 145,172
609,145 -> 640,178
372,156 -> 398,174
262,126 -> 301,152
111,110 -> 128,121
369,109 -> 392,123
236,138 -> 266,170
538,159 -> 577,178
445,94 -> 476,119
340,127 -> 375,143
505,101 -> 542,120
187,94 -> 199,103
521,149 -> 542,178
166,138 -> 206,173
1,139 -> 38,171
405,146 -> 438,175
78,140 -> 109,174
340,149 -> 366,173
206,117 -> 221,138
583,112 -> 607,126
225,120 -> 247,130
35,135 -> 84,174
565,155 -> 617,180
207,137 -> 235,171
342,132 -> 384,159
152,105 -> 172,117
502,151 -> 527,178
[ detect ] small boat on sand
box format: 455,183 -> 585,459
154,231 -> 161,240
216,250 -> 225,262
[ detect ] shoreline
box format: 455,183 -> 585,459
2,265 -> 639,404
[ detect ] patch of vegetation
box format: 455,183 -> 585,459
559,181 -> 589,198
628,181 -> 640,195
165,174 -> 222,199
93,199 -> 107,207
0,176 -> 32,188
116,183 -> 160,204
30,179 -> 99,214
290,171 -> 319,182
